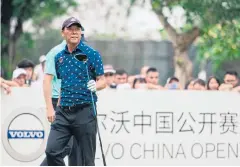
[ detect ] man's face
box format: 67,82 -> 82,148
224,74 -> 238,87
115,74 -> 128,84
146,72 -> 159,85
62,25 -> 81,45
14,74 -> 26,86
104,73 -> 114,86
193,83 -> 206,90
24,67 -> 33,80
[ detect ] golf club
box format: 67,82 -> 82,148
74,53 -> 107,166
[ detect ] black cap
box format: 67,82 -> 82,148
62,17 -> 84,30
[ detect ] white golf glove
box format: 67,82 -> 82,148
87,80 -> 97,92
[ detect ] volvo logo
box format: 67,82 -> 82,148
8,130 -> 44,139
1,106 -> 49,162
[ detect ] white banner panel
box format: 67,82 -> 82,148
1,88 -> 240,166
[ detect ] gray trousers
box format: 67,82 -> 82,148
45,103 -> 97,166
41,98 -> 81,166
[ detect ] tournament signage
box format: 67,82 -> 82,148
95,90 -> 240,166
1,88 -> 240,165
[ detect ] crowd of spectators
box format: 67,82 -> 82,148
0,55 -> 46,94
1,56 -> 240,94
103,65 -> 240,92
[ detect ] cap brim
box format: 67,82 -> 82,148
65,22 -> 83,30
18,72 -> 27,76
13,72 -> 26,79
104,69 -> 116,74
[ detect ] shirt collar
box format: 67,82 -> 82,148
61,40 -> 66,45
64,40 -> 84,54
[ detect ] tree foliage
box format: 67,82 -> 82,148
1,0 -> 76,55
129,0 -> 240,84
1,0 -> 77,78
198,20 -> 240,71
150,0 -> 240,28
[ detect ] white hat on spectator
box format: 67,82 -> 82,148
39,55 -> 46,63
104,64 -> 116,74
12,68 -> 27,79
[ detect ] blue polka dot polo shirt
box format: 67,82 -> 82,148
55,40 -> 104,107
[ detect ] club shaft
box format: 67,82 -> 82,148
85,64 -> 107,166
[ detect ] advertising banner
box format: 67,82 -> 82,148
1,88 -> 240,166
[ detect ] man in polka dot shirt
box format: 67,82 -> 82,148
43,17 -> 106,166
42,40 -> 82,166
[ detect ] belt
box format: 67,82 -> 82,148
60,103 -> 91,111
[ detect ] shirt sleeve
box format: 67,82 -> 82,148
92,51 -> 104,77
44,50 -> 57,77
54,55 -> 61,79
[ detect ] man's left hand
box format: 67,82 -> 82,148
87,80 -> 96,92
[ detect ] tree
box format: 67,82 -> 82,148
198,20 -> 240,71
1,0 -> 77,76
129,0 -> 240,85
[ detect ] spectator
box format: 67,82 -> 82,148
219,71 -> 240,91
140,66 -> 149,78
114,69 -> 128,84
127,75 -> 136,88
207,76 -> 220,90
165,77 -> 182,90
17,59 -> 35,86
0,68 -> 28,89
0,77 -> 12,94
193,79 -> 206,90
224,71 -> 239,87
185,79 -> 195,90
12,68 -> 28,87
220,71 -> 238,89
103,64 -> 116,88
132,77 -> 147,89
145,67 -> 164,90
114,69 -> 131,89
32,55 -> 46,83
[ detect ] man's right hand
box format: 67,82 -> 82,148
219,83 -> 233,91
47,108 -> 55,123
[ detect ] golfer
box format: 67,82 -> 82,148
43,17 -> 106,166
42,40 -> 82,166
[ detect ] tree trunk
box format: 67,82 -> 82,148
173,48 -> 193,87
154,7 -> 200,86
172,28 -> 199,86
7,18 -> 23,76
1,0 -> 13,60
8,37 -> 16,73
